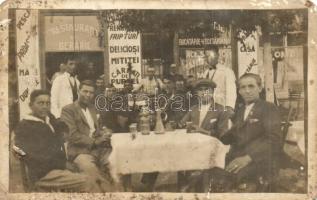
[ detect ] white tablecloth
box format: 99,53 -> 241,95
108,129 -> 229,182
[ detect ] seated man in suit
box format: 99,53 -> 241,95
178,79 -> 233,192
179,78 -> 231,137
216,73 -> 282,192
60,80 -> 119,192
14,89 -> 101,192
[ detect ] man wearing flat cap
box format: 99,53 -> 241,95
178,78 -> 232,192
180,79 -> 231,137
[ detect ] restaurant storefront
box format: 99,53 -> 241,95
10,8 -> 307,134
2,1 -> 311,194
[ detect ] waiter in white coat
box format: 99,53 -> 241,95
203,46 -> 237,113
51,56 -> 80,118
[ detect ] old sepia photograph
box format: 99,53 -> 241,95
0,0 -> 316,199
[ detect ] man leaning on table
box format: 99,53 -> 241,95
60,80 -> 119,192
214,73 -> 282,192
178,78 -> 233,192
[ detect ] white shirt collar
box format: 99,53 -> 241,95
199,103 -> 212,127
244,103 -> 255,120
23,114 -> 55,132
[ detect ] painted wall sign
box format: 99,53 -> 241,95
178,22 -> 231,47
180,47 -> 232,78
16,9 -> 41,119
45,15 -> 102,51
107,21 -> 141,88
237,30 -> 259,77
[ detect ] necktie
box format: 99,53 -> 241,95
69,77 -> 78,101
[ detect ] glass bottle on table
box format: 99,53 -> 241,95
139,106 -> 150,135
154,109 -> 165,134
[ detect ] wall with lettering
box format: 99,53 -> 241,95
16,9 -> 41,119
107,21 -> 141,88
237,30 -> 259,77
178,22 -> 231,47
178,22 -> 232,78
180,46 -> 232,78
45,15 -> 102,51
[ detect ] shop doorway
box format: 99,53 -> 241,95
45,51 -> 104,90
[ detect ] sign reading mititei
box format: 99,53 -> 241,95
107,21 -> 141,88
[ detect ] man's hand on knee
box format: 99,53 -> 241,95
225,155 -> 252,174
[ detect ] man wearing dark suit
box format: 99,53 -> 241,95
180,79 -> 231,138
178,79 -> 232,192
60,80 -> 117,192
218,73 -> 282,192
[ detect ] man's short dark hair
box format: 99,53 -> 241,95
79,80 -> 96,90
187,75 -> 194,79
238,73 -> 262,87
29,89 -> 50,105
96,76 -> 104,81
204,46 -> 219,54
61,54 -> 76,64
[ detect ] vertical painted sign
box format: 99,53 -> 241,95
237,30 -> 259,77
16,10 -> 41,119
107,21 -> 141,88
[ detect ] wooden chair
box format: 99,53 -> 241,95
12,145 -> 34,192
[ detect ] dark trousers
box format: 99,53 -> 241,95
141,172 -> 159,191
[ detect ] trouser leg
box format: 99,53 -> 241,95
35,169 -> 101,192
121,174 -> 132,192
141,172 -> 159,191
177,171 -> 188,191
206,164 -> 259,193
74,154 -> 114,192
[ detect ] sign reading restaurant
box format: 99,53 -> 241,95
45,16 -> 102,51
107,21 -> 141,88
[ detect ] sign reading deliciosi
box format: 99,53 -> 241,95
107,21 -> 141,88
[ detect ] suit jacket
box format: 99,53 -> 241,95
180,103 -> 231,137
220,99 -> 282,178
51,72 -> 80,118
60,101 -> 101,161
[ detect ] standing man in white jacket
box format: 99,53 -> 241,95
51,56 -> 80,118
203,46 -> 237,113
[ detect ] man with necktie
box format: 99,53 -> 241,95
203,46 -> 237,114
51,56 -> 80,118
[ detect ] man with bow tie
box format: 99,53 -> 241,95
218,73 -> 282,192
51,56 -> 80,118
203,46 -> 236,114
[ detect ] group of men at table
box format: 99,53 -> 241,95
13,46 -> 282,193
